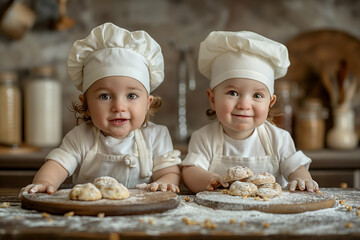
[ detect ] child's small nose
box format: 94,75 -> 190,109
112,100 -> 126,112
237,97 -> 251,109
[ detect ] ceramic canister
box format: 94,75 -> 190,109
24,66 -> 62,147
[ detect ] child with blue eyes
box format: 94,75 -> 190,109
21,23 -> 181,195
182,31 -> 319,193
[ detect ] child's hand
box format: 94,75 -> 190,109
19,183 -> 56,198
288,178 -> 319,192
207,175 -> 229,191
136,182 -> 180,193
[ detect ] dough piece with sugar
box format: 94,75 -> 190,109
247,172 -> 275,186
100,182 -> 130,200
93,176 -> 119,189
69,183 -> 102,201
225,166 -> 253,183
228,181 -> 258,196
253,182 -> 282,198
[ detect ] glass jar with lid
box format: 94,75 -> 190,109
0,71 -> 22,146
24,66 -> 62,147
295,98 -> 328,150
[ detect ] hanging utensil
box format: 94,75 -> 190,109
0,0 -> 36,39
54,0 -> 74,30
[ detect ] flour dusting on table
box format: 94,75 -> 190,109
1,188 -> 359,237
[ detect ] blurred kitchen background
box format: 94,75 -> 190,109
0,0 -> 359,188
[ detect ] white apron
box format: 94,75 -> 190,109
74,128 -> 152,188
208,123 -> 286,187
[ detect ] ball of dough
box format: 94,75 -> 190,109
69,183 -> 102,201
254,182 -> 282,198
247,172 -> 275,186
225,166 -> 254,182
228,181 -> 258,196
93,176 -> 119,189
100,183 -> 130,200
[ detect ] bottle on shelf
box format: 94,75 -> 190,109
0,71 -> 22,147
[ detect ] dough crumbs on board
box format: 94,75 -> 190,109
204,218 -> 217,229
42,212 -> 51,218
345,222 -> 353,228
345,205 -> 353,211
356,210 -> 360,218
0,202 -> 10,208
263,222 -> 270,228
182,217 -> 197,226
64,211 -> 75,217
182,217 -> 219,229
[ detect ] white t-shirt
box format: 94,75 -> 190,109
182,121 -> 311,181
46,121 -> 180,184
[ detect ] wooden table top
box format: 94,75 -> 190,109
1,188 -> 360,240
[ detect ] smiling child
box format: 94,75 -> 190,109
182,31 -> 318,193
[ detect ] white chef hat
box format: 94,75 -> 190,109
198,31 -> 290,95
67,22 -> 164,93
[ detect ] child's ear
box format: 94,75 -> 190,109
270,95 -> 277,108
148,95 -> 154,109
206,88 -> 216,110
79,94 -> 85,104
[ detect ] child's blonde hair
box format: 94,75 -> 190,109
70,95 -> 162,127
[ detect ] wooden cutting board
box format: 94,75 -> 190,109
195,189 -> 335,214
21,189 -> 180,216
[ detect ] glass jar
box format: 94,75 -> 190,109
24,66 -> 62,147
327,107 -> 358,150
0,71 -> 22,146
295,98 -> 328,150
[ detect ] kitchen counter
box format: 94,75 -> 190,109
0,188 -> 360,239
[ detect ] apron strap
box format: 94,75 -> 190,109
215,122 -> 224,156
257,123 -> 276,157
90,127 -> 101,153
209,122 -> 224,172
134,129 -> 152,178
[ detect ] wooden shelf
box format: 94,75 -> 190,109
304,147 -> 360,169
